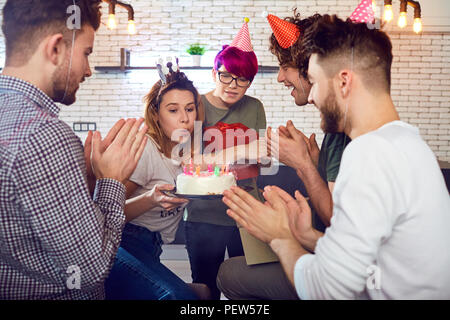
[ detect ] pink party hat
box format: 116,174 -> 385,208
350,0 -> 375,24
230,17 -> 253,52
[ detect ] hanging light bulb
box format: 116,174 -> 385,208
108,3 -> 116,30
398,1 -> 408,28
383,4 -> 394,22
127,9 -> 136,35
398,11 -> 407,28
413,17 -> 422,33
128,19 -> 136,35
413,4 -> 422,34
108,14 -> 117,29
105,0 -> 136,35
372,0 -> 377,12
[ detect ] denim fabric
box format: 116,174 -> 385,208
184,221 -> 244,300
105,223 -> 198,300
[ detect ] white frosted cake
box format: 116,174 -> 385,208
176,171 -> 236,195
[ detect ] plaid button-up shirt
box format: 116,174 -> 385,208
0,75 -> 125,300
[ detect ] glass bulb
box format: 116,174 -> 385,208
413,18 -> 422,33
107,13 -> 116,29
128,20 -> 136,35
383,4 -> 393,22
372,0 -> 377,13
398,12 -> 407,28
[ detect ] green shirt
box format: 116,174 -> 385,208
185,94 -> 267,226
318,133 -> 350,183
313,132 -> 351,232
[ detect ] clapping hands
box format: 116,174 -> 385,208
266,120 -> 320,170
84,118 -> 148,187
222,185 -> 315,249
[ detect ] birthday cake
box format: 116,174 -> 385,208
176,167 -> 237,195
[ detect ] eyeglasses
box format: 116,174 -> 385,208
218,72 -> 251,88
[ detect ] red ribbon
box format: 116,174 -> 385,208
203,122 -> 259,150
203,122 -> 260,180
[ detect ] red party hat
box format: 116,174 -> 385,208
349,0 -> 375,23
230,18 -> 253,52
264,12 -> 300,49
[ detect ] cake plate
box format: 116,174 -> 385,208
161,186 -> 253,200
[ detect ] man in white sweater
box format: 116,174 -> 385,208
222,14 -> 450,299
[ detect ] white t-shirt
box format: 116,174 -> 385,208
128,136 -> 185,244
294,121 -> 450,299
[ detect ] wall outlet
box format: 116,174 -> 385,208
73,122 -> 96,132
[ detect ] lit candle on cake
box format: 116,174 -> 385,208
214,166 -> 220,177
208,164 -> 212,173
225,164 -> 230,174
196,166 -> 200,176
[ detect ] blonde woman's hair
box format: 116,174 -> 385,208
144,71 -> 204,158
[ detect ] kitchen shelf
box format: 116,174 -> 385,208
94,65 -> 279,74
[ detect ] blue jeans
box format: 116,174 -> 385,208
185,221 -> 244,300
105,223 -> 198,300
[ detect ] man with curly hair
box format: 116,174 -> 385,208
267,11 -> 350,230
217,11 -> 350,300
222,14 -> 450,300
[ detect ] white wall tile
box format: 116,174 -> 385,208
0,0 -> 449,161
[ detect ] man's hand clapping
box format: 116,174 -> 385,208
266,120 -> 320,170
85,118 -> 148,185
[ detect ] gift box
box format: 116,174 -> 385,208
203,122 -> 258,150
203,122 -> 259,180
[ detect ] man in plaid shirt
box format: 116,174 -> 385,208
0,0 -> 147,299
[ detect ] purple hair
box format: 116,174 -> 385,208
214,45 -> 258,82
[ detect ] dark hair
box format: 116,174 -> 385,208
214,45 -> 258,82
144,71 -> 204,157
2,0 -> 102,65
269,10 -> 322,78
302,14 -> 393,92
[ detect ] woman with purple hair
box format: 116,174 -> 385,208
184,20 -> 267,300
209,44 -> 259,106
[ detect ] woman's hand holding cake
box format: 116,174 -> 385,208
144,184 -> 188,210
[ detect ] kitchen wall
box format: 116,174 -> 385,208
0,0 -> 449,161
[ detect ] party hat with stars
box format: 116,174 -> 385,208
230,17 -> 254,52
350,0 -> 375,24
263,11 -> 300,49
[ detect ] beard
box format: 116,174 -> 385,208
320,87 -> 344,134
51,57 -> 81,106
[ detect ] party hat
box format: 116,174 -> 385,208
230,17 -> 253,52
263,11 -> 300,49
349,0 -> 375,23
